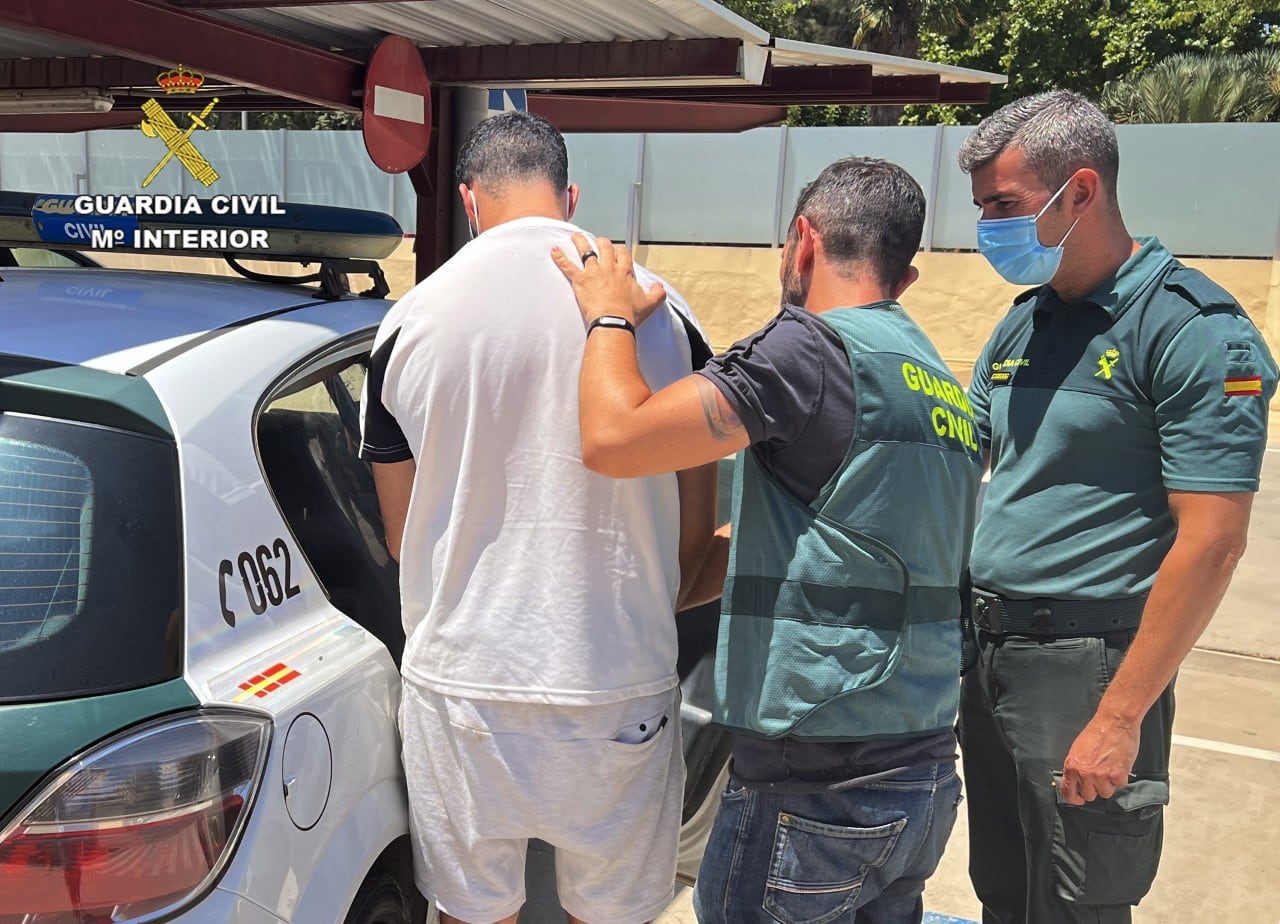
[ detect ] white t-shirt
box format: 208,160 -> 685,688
359,216 -> 700,704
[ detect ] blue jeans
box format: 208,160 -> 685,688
692,760 -> 962,924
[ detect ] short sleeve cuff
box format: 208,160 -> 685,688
359,440 -> 413,463
1162,474 -> 1259,493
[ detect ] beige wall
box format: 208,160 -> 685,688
96,241 -> 1279,422
632,245 -> 1274,377
634,246 -> 1280,431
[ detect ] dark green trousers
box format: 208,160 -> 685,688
958,629 -> 1175,924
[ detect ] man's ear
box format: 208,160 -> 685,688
459,183 -> 476,223
1069,169 -> 1101,217
566,183 -> 580,220
788,216 -> 819,280
892,265 -> 920,299
794,215 -> 817,275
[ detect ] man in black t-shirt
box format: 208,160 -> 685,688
553,158 -> 981,923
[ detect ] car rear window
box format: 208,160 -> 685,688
0,412 -> 182,702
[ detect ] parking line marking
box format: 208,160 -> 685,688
1172,734 -> 1280,763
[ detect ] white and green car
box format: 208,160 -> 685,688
0,194 -> 731,924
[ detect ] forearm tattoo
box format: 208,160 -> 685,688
695,376 -> 743,441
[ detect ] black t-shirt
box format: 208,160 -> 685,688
699,304 -> 854,504
358,328 -> 412,464
699,303 -> 957,785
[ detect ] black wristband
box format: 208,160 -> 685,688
586,315 -> 636,337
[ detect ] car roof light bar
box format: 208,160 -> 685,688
0,191 -> 404,263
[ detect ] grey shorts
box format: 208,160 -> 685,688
399,683 -> 684,924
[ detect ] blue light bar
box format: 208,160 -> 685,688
0,191 -> 404,261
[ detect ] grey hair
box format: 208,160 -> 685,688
788,157 -> 925,287
455,111 -> 568,193
957,90 -> 1120,199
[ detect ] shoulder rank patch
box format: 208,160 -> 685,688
1163,266 -> 1237,312
1224,376 -> 1263,397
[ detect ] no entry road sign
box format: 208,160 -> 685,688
362,35 -> 432,173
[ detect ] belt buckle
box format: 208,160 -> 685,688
973,592 -> 1001,634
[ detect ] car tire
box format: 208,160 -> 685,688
344,871 -> 411,924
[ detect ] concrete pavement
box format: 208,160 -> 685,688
658,449 -> 1280,924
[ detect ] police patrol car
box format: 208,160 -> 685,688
0,193 -> 731,924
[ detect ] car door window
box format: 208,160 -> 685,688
256,353 -> 404,664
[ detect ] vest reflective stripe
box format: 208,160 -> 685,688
714,303 -> 982,741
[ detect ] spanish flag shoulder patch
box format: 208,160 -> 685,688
1224,376 -> 1263,397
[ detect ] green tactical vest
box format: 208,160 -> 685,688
715,302 -> 983,741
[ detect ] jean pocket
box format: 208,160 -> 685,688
763,811 -> 908,924
1051,773 -> 1168,905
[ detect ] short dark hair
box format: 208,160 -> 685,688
957,90 -> 1120,201
788,157 -> 925,288
455,111 -> 569,194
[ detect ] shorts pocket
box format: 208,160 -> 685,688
763,811 -> 908,924
1051,773 -> 1168,906
601,710 -> 669,751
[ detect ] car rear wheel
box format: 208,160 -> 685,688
344,871 -> 411,924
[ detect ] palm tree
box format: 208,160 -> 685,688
1102,51 -> 1280,123
1245,47 -> 1280,121
790,0 -> 970,124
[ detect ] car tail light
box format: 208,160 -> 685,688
0,710 -> 272,924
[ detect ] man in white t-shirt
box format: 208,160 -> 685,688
358,111 -> 721,924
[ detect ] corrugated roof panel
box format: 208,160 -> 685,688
210,0 -> 767,49
770,39 -> 1007,84
0,1 -> 1004,95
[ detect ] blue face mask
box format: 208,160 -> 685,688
976,178 -> 1080,285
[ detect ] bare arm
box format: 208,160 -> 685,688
680,522 -> 732,611
552,234 -> 750,478
1059,489 -> 1253,804
371,459 -> 416,561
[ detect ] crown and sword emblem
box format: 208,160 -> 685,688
139,65 -> 220,188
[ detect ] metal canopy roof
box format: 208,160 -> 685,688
200,0 -> 773,49
0,0 -> 1005,135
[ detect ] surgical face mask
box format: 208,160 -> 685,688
976,178 -> 1081,285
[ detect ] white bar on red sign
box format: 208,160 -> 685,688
373,85 -> 426,124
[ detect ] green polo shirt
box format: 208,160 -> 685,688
969,237 -> 1277,600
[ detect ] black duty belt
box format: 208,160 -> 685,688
970,588 -> 1146,636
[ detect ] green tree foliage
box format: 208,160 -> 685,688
721,0 -> 1280,125
218,110 -> 363,130
749,0 -> 970,123
917,0 -> 1280,122
1102,49 -> 1280,122
799,0 -> 972,122
718,0 -> 811,35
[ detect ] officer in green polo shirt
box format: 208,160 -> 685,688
957,89 -> 1278,924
